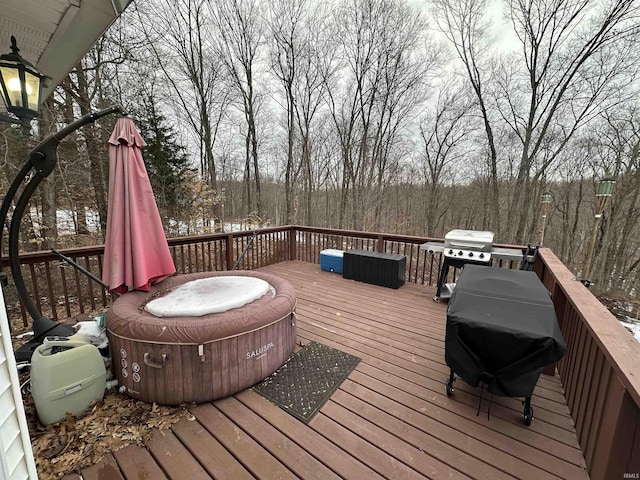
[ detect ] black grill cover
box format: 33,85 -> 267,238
445,265 -> 566,398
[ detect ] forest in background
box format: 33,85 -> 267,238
1,0 -> 639,297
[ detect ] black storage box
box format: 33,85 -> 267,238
343,249 -> 406,289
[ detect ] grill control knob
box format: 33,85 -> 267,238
479,253 -> 485,259
448,249 -> 454,255
458,251 -> 463,256
468,252 -> 474,257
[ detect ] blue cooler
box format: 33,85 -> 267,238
320,249 -> 344,274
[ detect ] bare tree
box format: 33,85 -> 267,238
133,0 -> 231,228
61,43 -> 125,237
433,0 -> 639,244
267,0 -> 303,224
418,81 -> 476,235
37,97 -> 59,249
591,106 -> 640,289
267,0 -> 332,225
326,0 -> 440,230
432,0 -> 502,235
212,0 -> 265,218
498,0 -> 639,242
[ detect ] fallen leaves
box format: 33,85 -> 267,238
24,384 -> 191,479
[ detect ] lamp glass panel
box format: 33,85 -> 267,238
24,70 -> 40,111
597,179 -> 615,196
0,65 -> 21,107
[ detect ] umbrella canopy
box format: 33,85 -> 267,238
102,117 -> 176,294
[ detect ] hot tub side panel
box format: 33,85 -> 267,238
108,312 -> 296,405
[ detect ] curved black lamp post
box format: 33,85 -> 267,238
2,105 -> 126,361
0,35 -> 127,358
0,35 -> 46,288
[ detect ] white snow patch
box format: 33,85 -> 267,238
145,276 -> 271,317
620,318 -> 640,343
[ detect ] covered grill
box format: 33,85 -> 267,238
444,265 -> 566,425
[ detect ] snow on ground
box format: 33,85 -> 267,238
31,208 -> 252,236
620,318 -> 640,343
145,276 -> 272,317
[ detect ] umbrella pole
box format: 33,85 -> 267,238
51,248 -> 118,297
233,232 -> 258,270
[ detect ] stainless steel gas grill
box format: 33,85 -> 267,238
421,229 -> 525,301
443,229 -> 494,263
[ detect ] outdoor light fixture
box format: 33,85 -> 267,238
220,188 -> 226,233
581,175 -> 616,286
596,176 -> 616,197
0,36 -> 50,130
540,191 -> 552,246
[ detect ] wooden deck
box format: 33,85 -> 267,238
61,260 -> 589,480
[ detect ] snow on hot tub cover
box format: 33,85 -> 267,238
144,276 -> 271,317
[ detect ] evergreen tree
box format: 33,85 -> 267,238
134,100 -> 196,222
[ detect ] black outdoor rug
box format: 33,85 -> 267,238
253,342 -> 361,424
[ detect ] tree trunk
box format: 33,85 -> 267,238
75,63 -> 109,238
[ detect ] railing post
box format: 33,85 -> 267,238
590,377 -> 640,480
288,227 -> 297,261
225,234 -> 234,270
536,249 -> 566,376
543,283 -> 567,375
376,235 -> 384,253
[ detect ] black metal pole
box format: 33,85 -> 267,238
8,174 -> 45,322
0,162 -> 32,273
51,247 -> 118,296
233,232 -> 258,270
3,105 -> 125,333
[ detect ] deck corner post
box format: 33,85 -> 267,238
288,227 -> 297,261
225,234 -> 234,270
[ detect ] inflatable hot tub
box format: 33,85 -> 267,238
106,271 -> 297,405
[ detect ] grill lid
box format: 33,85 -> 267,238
444,230 -> 494,252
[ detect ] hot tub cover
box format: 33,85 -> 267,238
445,265 -> 566,398
144,276 -> 271,317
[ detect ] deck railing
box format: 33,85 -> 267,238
2,226 -> 638,479
0,226 -> 524,326
536,248 -> 640,480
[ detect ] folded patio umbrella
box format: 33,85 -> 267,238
102,117 -> 176,294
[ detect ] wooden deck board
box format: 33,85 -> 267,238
349,367 -> 586,469
171,417 -> 254,480
146,429 -> 211,479
310,411 -> 433,480
235,389 -> 387,480
59,260 -> 590,480
214,396 -> 342,480
113,444 -> 168,480
80,453 -> 125,480
192,403 -> 298,480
